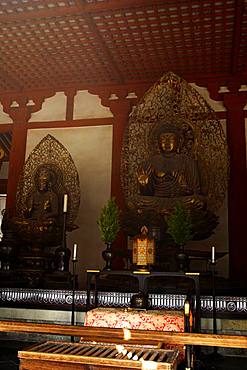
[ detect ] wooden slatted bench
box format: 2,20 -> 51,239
18,341 -> 180,370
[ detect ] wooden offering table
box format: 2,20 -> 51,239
18,340 -> 180,370
86,269 -> 201,332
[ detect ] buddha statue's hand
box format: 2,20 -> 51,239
137,169 -> 149,186
43,199 -> 51,211
22,205 -> 32,218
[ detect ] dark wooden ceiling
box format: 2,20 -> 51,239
0,0 -> 246,94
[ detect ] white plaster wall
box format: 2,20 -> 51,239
29,92 -> 67,122
0,161 -> 9,179
26,126 -> 113,289
0,103 -> 13,123
73,90 -> 113,119
29,90 -> 113,122
190,83 -> 226,112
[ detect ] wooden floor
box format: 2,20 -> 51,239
0,340 -> 246,370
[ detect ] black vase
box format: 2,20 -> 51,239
130,292 -> 149,309
102,243 -> 112,271
0,244 -> 15,271
55,246 -> 71,272
177,244 -> 189,272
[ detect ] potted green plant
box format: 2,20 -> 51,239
97,198 -> 121,270
167,202 -> 193,271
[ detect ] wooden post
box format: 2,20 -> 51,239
223,91 -> 247,286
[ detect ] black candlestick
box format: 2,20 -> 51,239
55,211 -> 71,272
208,258 -> 223,362
71,257 -> 77,343
211,260 -> 217,352
62,212 -> 67,250
194,258 -> 222,370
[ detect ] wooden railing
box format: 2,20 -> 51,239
0,320 -> 247,349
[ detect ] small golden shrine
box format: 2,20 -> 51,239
132,226 -> 155,271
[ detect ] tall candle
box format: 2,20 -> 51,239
63,194 -> 68,213
211,246 -> 215,263
72,243 -> 77,261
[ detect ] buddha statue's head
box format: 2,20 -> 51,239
157,125 -> 182,154
35,167 -> 52,192
158,132 -> 178,153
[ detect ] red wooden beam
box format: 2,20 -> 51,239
230,0 -> 245,75
0,124 -> 13,133
27,117 -> 114,129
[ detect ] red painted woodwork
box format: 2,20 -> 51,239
223,92 -> 247,285
0,1 -> 247,93
6,123 -> 27,216
109,95 -> 135,269
27,117 -> 114,129
109,100 -> 133,208
65,89 -> 76,121
0,124 -> 13,134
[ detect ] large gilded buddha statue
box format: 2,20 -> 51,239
136,124 -> 204,212
121,72 -> 229,240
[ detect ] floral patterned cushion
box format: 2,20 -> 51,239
84,307 -> 184,332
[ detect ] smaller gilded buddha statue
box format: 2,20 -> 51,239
24,167 -> 59,226
13,165 -> 62,247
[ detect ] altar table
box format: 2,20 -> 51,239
86,269 -> 201,332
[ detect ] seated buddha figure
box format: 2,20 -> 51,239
13,166 -> 61,245
133,125 -> 205,215
24,167 -> 59,225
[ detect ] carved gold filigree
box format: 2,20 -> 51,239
16,134 -> 80,229
121,71 -> 229,212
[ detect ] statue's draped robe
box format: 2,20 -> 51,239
139,153 -> 201,198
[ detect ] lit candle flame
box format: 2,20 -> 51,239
123,328 -> 132,340
140,360 -> 158,370
115,345 -> 125,354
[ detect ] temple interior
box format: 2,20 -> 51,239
0,1 -> 246,369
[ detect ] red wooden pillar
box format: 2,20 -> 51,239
224,92 -> 247,286
2,92 -> 55,215
109,96 -> 133,208
2,99 -> 32,216
65,89 -> 76,121
6,122 -> 28,216
108,94 -> 134,268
